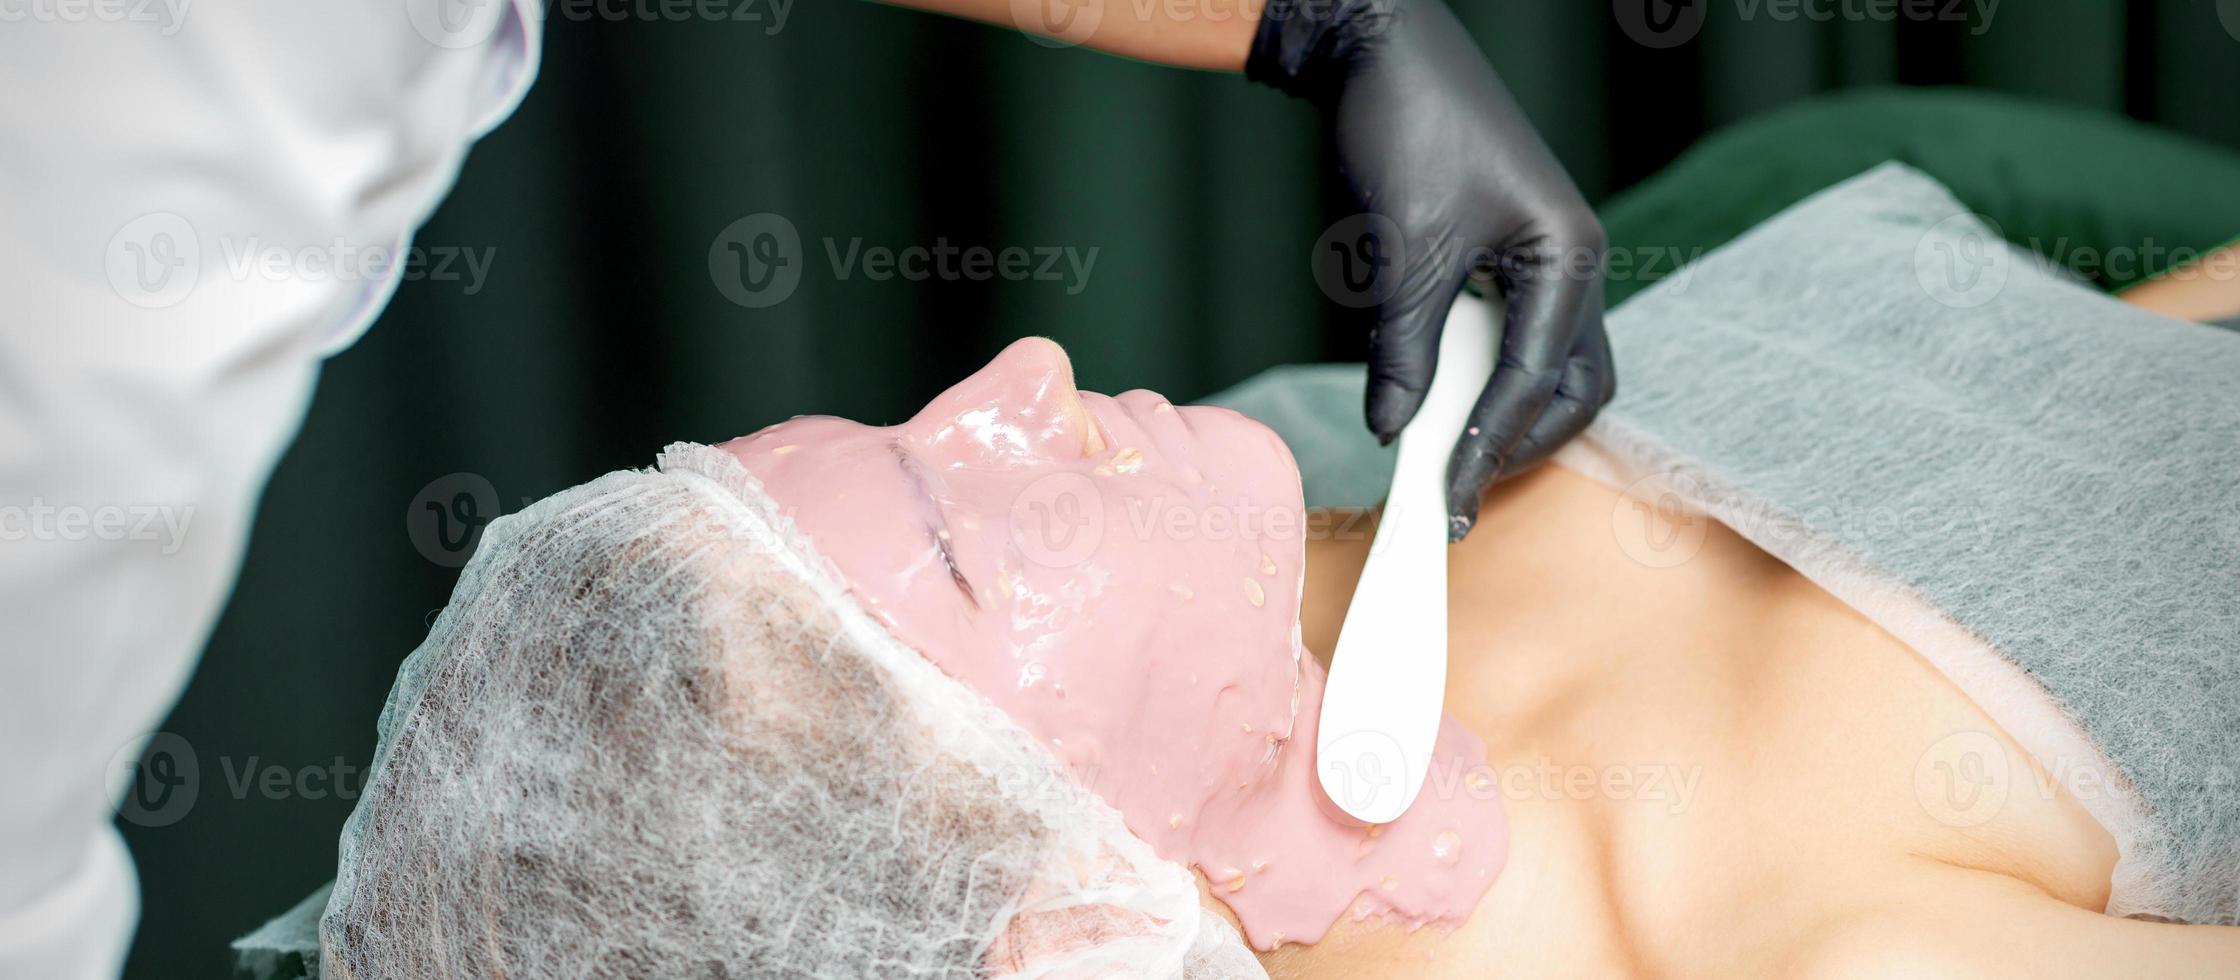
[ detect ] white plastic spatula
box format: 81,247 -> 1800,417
1315,292 -> 1499,825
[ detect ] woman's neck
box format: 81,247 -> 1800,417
1296,466 -> 1642,735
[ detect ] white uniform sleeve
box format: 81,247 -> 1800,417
0,2 -> 541,976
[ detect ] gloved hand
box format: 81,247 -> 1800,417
1248,0 -> 1615,540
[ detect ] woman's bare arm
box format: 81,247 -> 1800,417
2118,244 -> 2240,323
874,0 -> 1263,71
1799,867 -> 2240,979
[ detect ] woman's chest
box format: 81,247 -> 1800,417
1440,472 -> 2117,972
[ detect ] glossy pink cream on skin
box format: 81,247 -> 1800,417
722,338 -> 1506,949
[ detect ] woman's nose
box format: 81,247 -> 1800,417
913,337 -> 1105,458
1003,338 -> 1104,456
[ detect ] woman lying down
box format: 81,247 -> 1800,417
319,165 -> 2240,977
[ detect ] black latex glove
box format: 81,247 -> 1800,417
1248,0 -> 1615,541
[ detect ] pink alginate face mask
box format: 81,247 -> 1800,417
722,338 -> 1505,949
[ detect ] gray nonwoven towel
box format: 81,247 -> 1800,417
1209,163 -> 2240,925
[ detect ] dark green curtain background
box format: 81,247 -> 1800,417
122,1 -> 2239,976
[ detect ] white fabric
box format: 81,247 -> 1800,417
319,444 -> 1264,979
0,3 -> 541,977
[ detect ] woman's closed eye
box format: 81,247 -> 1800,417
891,440 -> 979,608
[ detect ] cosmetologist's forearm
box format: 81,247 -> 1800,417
874,0 -> 1263,71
